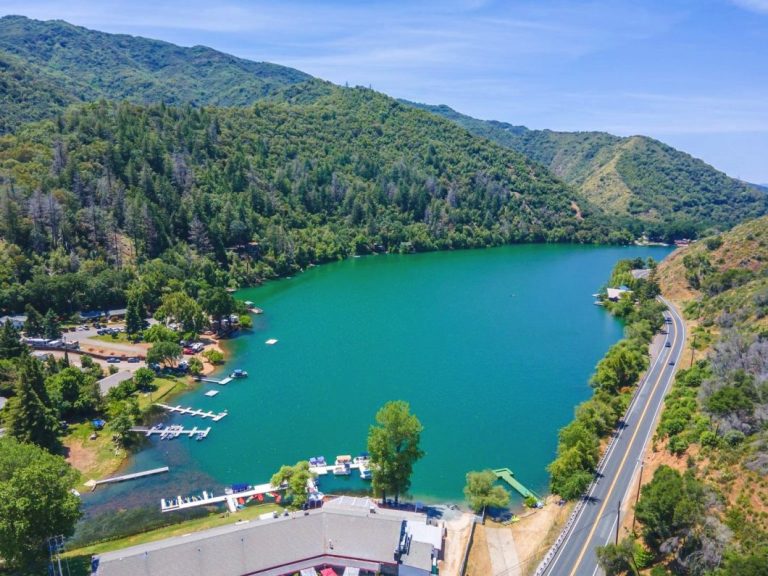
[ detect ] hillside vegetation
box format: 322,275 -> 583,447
0,15 -> 311,131
0,89 -> 619,315
597,218 -> 768,574
407,102 -> 768,241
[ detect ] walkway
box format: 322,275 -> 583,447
486,526 -> 521,576
155,403 -> 228,421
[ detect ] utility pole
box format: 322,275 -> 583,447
632,460 -> 644,534
615,499 -> 621,545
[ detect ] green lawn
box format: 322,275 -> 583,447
89,333 -> 134,344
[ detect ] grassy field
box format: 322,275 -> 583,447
89,333 -> 133,344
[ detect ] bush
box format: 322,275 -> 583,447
202,349 -> 224,364
699,430 -> 718,447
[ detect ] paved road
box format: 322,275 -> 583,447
538,298 -> 685,576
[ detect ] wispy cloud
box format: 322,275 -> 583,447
730,0 -> 768,14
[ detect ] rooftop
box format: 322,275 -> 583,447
97,371 -> 133,395
94,497 -> 443,576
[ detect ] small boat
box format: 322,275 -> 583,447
230,369 -> 248,379
333,455 -> 352,475
359,464 -> 372,480
196,432 -> 206,441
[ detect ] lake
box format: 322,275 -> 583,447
82,244 -> 672,516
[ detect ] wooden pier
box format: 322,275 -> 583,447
130,425 -> 211,439
155,403 -> 228,421
195,376 -> 233,385
85,467 -> 169,490
161,482 -> 280,513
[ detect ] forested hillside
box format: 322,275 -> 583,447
407,102 -> 768,241
0,89 -> 619,315
594,219 -> 768,574
0,15 -> 312,131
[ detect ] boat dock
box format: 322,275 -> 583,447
195,376 -> 233,385
493,468 -> 540,501
130,425 -> 211,439
85,466 -> 169,490
161,482 -> 279,513
155,403 -> 228,421
308,454 -> 371,479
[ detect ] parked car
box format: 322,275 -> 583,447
106,356 -> 120,363
126,357 -> 140,363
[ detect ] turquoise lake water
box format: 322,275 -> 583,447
83,244 -> 672,514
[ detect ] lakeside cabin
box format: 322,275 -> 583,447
606,285 -> 632,302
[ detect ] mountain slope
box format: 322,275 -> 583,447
0,15 -> 312,131
0,88 -> 623,313
406,101 -> 768,240
646,217 -> 768,572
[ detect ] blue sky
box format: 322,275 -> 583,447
4,0 -> 768,182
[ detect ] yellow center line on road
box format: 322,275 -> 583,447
566,315 -> 678,576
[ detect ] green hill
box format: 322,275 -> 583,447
406,101 -> 768,240
0,15 -> 312,131
0,89 -> 619,314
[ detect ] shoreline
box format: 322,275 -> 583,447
65,331 -> 234,485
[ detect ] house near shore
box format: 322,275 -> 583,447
97,371 -> 134,395
606,285 -> 632,301
92,496 -> 444,576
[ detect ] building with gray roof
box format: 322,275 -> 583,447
97,371 -> 133,395
93,497 -> 443,576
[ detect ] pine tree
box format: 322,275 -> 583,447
23,304 -> 44,338
20,355 -> 52,407
125,291 -> 145,336
0,319 -> 24,359
43,309 -> 61,340
5,364 -> 60,452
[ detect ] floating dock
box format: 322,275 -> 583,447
308,455 -> 370,477
85,466 -> 169,490
195,376 -> 233,385
493,468 -> 540,501
130,425 -> 211,439
161,482 -> 279,513
155,403 -> 228,421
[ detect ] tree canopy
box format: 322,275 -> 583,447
270,460 -> 312,509
0,437 -> 81,570
146,341 -> 182,367
367,400 -> 424,504
463,469 -> 510,514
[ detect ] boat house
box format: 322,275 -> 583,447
92,497 -> 444,576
